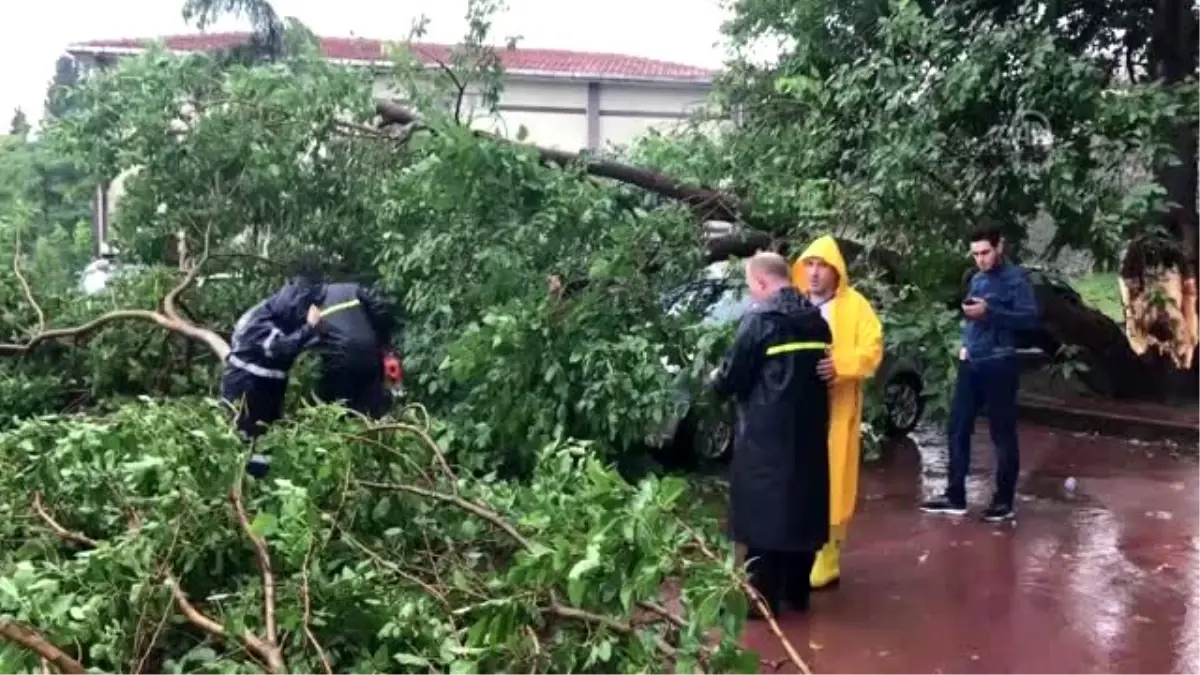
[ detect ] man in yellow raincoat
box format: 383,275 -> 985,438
791,235 -> 884,589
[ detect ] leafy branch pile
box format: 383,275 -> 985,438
0,400 -> 781,674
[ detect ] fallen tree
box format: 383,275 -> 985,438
0,193 -> 823,671
373,94 -> 1198,401
374,100 -> 748,227
0,246 -> 805,672
2,29 -> 827,673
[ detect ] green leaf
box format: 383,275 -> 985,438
0,578 -> 18,602
394,653 -> 432,668
567,556 -> 600,582
250,513 -> 278,537
184,646 -> 219,664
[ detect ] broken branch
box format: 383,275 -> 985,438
546,604 -> 681,660
678,519 -> 813,675
356,477 -> 695,667
230,471 -> 282,662
301,541 -> 333,675
0,622 -> 87,675
12,229 -> 46,335
23,476 -> 296,674
339,530 -> 450,607
420,51 -> 468,124
166,575 -> 282,673
363,422 -> 458,492
30,492 -> 99,548
0,251 -> 231,361
357,478 -> 533,551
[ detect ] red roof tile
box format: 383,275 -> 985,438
69,33 -> 715,82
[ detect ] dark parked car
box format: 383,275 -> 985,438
647,264 -> 927,466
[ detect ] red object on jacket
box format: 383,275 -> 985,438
383,353 -> 403,383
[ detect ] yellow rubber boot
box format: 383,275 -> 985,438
809,524 -> 846,589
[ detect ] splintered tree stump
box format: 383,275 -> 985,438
1118,236 -> 1199,373
1033,282 -> 1161,399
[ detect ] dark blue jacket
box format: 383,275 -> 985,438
226,280 -> 323,380
962,263 -> 1039,361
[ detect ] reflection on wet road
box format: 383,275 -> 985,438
743,423 -> 1199,674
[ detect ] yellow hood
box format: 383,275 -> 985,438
793,235 -> 850,294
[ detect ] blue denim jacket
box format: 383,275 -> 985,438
961,262 -> 1039,361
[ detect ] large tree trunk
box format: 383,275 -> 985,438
1128,0 -> 1200,400
1034,278 -> 1195,401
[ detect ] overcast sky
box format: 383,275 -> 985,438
0,0 -> 732,129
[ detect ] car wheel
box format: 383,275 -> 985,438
883,375 -> 923,437
662,406 -> 734,469
693,405 -> 735,464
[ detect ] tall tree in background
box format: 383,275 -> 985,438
29,56 -> 90,240
182,0 -> 286,61
45,55 -> 81,120
8,109 -> 30,137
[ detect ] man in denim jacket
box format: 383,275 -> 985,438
921,224 -> 1039,522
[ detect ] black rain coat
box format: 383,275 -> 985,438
713,286 -> 832,553
310,282 -> 399,417
225,279 -> 322,381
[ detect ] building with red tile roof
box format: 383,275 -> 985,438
67,33 -> 716,84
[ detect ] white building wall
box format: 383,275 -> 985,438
371,73 -> 711,151
472,110 -> 588,150
599,83 -> 708,114
502,79 -> 588,108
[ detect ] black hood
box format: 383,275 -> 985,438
265,277 -> 325,328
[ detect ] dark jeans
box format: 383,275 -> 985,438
220,368 -> 288,479
745,548 -> 818,614
219,368 -> 288,441
946,357 -> 1020,507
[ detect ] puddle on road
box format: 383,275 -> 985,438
902,421 -> 1197,511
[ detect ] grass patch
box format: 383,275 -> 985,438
1071,272 -> 1124,322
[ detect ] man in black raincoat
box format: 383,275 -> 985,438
221,274 -> 325,478
309,280 -> 400,419
712,251 -> 833,618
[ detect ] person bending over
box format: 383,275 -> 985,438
221,274 -> 324,478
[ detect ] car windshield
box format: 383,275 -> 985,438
663,279 -> 751,326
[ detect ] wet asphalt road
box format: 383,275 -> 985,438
742,422 -> 1199,674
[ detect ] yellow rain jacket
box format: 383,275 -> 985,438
792,236 -> 883,526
